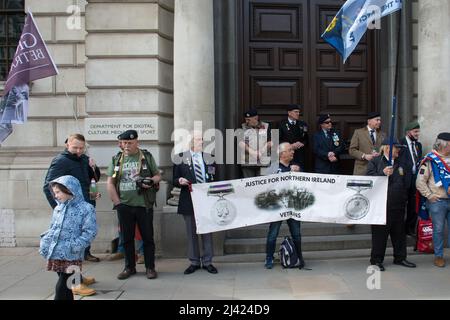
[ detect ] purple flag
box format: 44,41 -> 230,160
0,124 -> 13,144
0,84 -> 29,124
0,11 -> 57,145
3,11 -> 58,95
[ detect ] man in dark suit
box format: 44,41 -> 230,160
399,121 -> 423,236
279,104 -> 308,171
313,114 -> 346,174
173,132 -> 218,275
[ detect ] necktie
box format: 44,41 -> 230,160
370,129 -> 376,145
411,141 -> 419,164
193,154 -> 204,183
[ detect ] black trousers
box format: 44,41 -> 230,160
405,184 -> 418,233
117,204 -> 155,270
55,272 -> 73,300
370,207 -> 407,264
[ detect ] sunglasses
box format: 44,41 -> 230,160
323,121 -> 332,124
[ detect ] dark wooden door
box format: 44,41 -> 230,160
239,0 -> 379,173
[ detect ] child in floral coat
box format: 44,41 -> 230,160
39,175 -> 97,300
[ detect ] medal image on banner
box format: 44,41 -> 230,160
344,180 -> 374,220
207,184 -> 237,226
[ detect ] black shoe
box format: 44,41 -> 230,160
85,254 -> 100,262
203,264 -> 218,274
372,263 -> 385,272
146,268 -> 157,279
394,260 -> 416,268
117,268 -> 136,280
298,259 -> 305,270
406,228 -> 417,237
184,265 -> 201,275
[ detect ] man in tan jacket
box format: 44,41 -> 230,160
416,132 -> 450,268
349,112 -> 386,176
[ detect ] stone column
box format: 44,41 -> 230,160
418,0 -> 450,149
168,0 -> 215,205
163,0 -> 223,257
85,0 -> 174,254
174,0 -> 215,143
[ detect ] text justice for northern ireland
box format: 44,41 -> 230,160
245,175 -> 336,187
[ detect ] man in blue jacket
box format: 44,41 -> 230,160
43,134 -> 101,263
313,114 -> 346,174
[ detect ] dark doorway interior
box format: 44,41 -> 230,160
238,0 -> 379,174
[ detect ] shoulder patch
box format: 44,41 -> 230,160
419,168 -> 425,175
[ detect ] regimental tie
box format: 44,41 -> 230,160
370,129 -> 376,145
193,153 -> 205,183
411,141 -> 419,165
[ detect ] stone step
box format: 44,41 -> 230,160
224,234 -> 416,254
226,222 -> 371,238
216,246 -> 422,263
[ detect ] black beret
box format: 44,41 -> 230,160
244,108 -> 258,118
117,130 -> 138,140
368,112 -> 381,120
318,114 -> 331,124
381,137 -> 405,148
438,132 -> 450,141
287,104 -> 301,112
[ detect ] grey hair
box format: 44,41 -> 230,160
433,139 -> 449,151
278,142 -> 291,154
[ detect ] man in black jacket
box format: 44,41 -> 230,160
43,134 -> 101,262
399,121 -> 423,236
173,132 -> 218,275
278,104 -> 308,171
313,114 -> 346,174
367,138 -> 416,271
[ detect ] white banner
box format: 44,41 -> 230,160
191,172 -> 388,234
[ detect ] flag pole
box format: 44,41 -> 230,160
388,9 -> 403,165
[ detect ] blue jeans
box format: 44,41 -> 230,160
266,219 -> 301,259
427,199 -> 450,257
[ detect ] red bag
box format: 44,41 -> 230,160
416,217 -> 434,253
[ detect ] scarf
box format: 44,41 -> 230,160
426,151 -> 450,196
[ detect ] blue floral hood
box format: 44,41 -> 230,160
49,175 -> 84,206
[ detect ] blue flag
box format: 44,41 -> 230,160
322,0 -> 402,62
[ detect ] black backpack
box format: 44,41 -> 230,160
279,236 -> 301,268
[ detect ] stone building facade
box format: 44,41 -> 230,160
0,0 -> 449,257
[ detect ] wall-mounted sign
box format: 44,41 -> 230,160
85,117 -> 158,141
